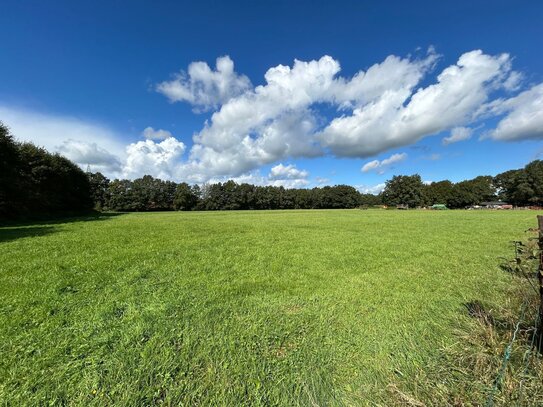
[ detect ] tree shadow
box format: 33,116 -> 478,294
0,212 -> 125,227
0,225 -> 59,243
0,212 -> 126,243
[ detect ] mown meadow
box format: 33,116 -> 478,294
0,210 -> 540,405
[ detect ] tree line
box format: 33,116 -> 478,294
2,120 -> 543,219
0,122 -> 92,219
90,159 -> 543,212
379,160 -> 543,208
89,173 -> 362,211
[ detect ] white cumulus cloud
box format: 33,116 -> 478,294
123,137 -> 186,180
154,50 -> 528,180
4,49 -> 543,184
442,126 -> 473,145
269,178 -> 310,188
487,83 -> 543,141
361,152 -> 407,173
321,51 -> 514,156
267,163 -> 310,188
269,163 -> 309,180
205,164 -> 311,189
142,127 -> 173,140
57,139 -> 122,173
357,183 -> 386,195
0,105 -> 125,176
156,56 -> 252,111
158,51 -> 437,179
315,176 -> 330,185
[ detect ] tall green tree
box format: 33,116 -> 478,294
106,179 -> 133,211
423,180 -> 454,206
359,193 -> 382,207
0,122 -> 23,217
447,176 -> 496,208
88,172 -> 110,210
174,182 -> 199,211
381,174 -> 425,208
493,163 -> 543,206
494,169 -> 523,204
0,122 -> 92,219
127,175 -> 176,211
524,160 -> 543,205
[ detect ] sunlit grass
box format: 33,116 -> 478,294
0,210 -> 539,405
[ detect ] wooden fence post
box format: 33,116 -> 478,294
538,215 -> 543,346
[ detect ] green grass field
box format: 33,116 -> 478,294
0,210 -> 539,406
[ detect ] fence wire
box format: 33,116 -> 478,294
485,297 -> 531,407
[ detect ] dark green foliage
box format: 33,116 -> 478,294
101,178 -> 364,212
197,183 -> 361,211
492,160 -> 543,206
311,185 -> 360,209
92,159 -> 543,212
106,179 -> 133,211
383,161 -> 543,209
424,180 -> 454,206
0,122 -> 92,219
359,193 -> 382,207
494,169 -> 523,203
381,174 -> 425,208
130,175 -> 176,211
87,172 -> 110,210
524,160 -> 543,205
173,182 -> 199,211
0,122 -> 21,217
7,112 -> 543,215
380,161 -> 543,209
448,176 -> 496,208
104,176 -> 176,212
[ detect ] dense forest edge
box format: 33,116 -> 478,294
1,121 -> 542,220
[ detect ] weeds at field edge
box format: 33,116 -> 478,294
388,235 -> 543,406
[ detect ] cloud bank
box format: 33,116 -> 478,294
0,106 -> 126,176
3,48 -> 543,186
151,49 -> 539,182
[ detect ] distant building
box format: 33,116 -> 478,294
480,201 -> 511,209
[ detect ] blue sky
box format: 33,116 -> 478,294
1,1 -> 542,192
